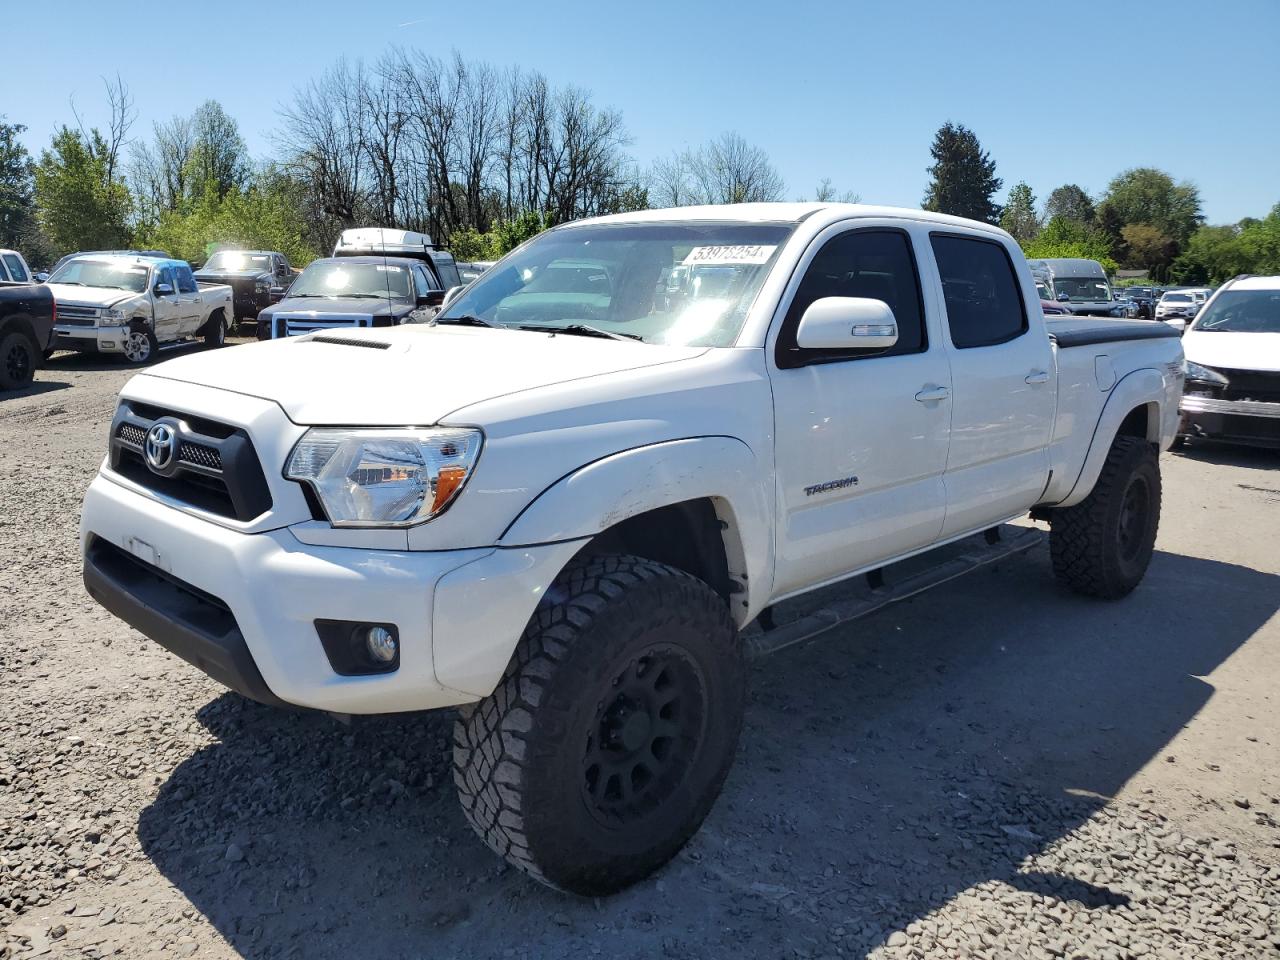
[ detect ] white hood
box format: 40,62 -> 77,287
46,283 -> 138,309
1182,330 -> 1280,373
143,324 -> 707,425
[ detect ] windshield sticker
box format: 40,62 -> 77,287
682,245 -> 777,266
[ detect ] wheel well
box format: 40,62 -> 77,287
1,315 -> 37,346
1117,403 -> 1158,445
578,499 -> 732,602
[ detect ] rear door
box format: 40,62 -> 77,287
928,232 -> 1055,537
769,222 -> 952,597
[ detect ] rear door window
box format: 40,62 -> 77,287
930,234 -> 1028,348
175,265 -> 198,293
2,254 -> 29,282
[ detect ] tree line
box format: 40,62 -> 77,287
0,57 -> 1274,285
925,121 -> 1279,284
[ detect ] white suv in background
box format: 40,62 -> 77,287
1178,275 -> 1280,447
1155,290 -> 1199,331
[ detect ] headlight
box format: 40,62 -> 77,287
255,280 -> 270,293
285,428 -> 482,527
102,308 -> 127,324
1183,361 -> 1228,386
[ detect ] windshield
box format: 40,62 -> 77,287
438,221 -> 795,346
1163,293 -> 1192,303
1054,277 -> 1111,302
288,262 -> 411,300
1192,289 -> 1280,334
203,251 -> 272,272
48,258 -> 150,293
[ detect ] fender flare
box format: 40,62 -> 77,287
1055,367 -> 1165,508
500,436 -> 774,620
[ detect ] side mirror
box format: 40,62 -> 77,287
268,285 -> 287,303
442,285 -> 466,309
795,297 -> 898,351
154,282 -> 174,296
1056,292 -> 1071,302
420,290 -> 445,308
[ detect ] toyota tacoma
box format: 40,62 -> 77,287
80,204 -> 1183,895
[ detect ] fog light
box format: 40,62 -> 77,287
366,626 -> 398,663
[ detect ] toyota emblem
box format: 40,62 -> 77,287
144,423 -> 177,471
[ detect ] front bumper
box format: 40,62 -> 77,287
80,474 -> 585,713
1178,395 -> 1280,447
52,323 -> 129,353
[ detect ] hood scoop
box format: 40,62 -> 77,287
307,335 -> 393,350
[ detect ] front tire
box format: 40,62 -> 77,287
1049,436 -> 1161,599
122,326 -> 158,365
453,554 -> 745,896
0,330 -> 37,389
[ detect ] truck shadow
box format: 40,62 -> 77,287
137,546 -> 1278,959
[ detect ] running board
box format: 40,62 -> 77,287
745,525 -> 1044,659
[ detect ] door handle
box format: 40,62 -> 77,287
914,385 -> 950,403
1025,370 -> 1050,385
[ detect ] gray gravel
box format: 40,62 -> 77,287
3,348 -> 1279,959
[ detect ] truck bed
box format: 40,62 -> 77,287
1046,317 -> 1182,348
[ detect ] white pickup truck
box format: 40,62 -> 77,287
47,254 -> 232,364
80,204 -> 1183,895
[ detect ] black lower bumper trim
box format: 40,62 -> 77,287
1179,411 -> 1280,449
82,536 -> 288,708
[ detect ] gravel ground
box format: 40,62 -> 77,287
2,345 -> 1279,959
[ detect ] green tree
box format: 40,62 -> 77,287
1099,168 -> 1202,247
135,168 -> 319,268
1022,216 -> 1117,274
187,101 -> 250,200
1171,203 -> 1280,284
999,181 -> 1040,243
921,122 -> 1002,223
0,118 -> 37,250
34,127 -> 132,256
1120,224 -> 1177,277
1043,184 -> 1095,225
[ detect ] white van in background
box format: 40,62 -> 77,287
1028,258 -> 1123,317
333,227 -> 462,291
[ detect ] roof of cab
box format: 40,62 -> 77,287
306,255 -> 424,267
1227,276 -> 1280,291
578,202 -> 1011,235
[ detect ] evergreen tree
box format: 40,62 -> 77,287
921,122 -> 1002,224
999,181 -> 1040,243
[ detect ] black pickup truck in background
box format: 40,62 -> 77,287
194,250 -> 297,331
0,283 -> 55,390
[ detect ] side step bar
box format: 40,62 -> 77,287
745,525 -> 1045,659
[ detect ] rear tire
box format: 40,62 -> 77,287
203,310 -> 227,348
0,330 -> 37,389
453,554 -> 744,896
1049,436 -> 1161,599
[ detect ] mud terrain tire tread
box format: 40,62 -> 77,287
1049,435 -> 1161,600
452,553 -> 743,895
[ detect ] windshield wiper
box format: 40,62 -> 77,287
517,323 -> 643,342
435,314 -> 497,328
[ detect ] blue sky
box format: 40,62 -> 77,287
7,0 -> 1277,223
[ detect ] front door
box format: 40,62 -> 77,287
928,232 -> 1055,537
173,264 -> 203,336
769,223 -> 952,598
151,266 -> 181,342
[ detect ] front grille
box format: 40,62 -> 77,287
178,442 -> 222,470
1216,367 -> 1280,404
274,314 -> 374,338
58,304 -> 99,323
109,402 -> 271,522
